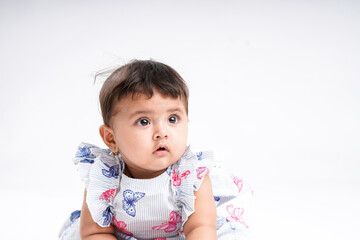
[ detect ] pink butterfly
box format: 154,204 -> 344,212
232,176 -> 243,193
154,238 -> 166,240
99,189 -> 116,203
226,204 -> 248,228
112,217 -> 133,236
196,166 -> 209,180
172,170 -> 190,186
152,211 -> 182,233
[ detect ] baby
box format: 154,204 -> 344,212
59,60 -> 253,240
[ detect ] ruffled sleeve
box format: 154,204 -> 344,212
73,143 -> 122,227
170,147 -> 214,229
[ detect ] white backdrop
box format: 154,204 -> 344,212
0,0 -> 359,239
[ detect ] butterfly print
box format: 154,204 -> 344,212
76,145 -> 95,158
216,216 -> 238,230
232,176 -> 243,193
102,163 -> 119,178
76,145 -> 96,163
122,189 -> 145,217
196,152 -> 203,160
216,216 -> 227,230
102,206 -> 112,225
152,211 -> 182,233
80,159 -> 94,164
226,204 -> 248,228
112,217 -> 133,236
70,210 -> 81,223
99,189 -> 116,203
196,166 -> 209,180
172,169 -> 190,186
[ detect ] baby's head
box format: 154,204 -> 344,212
99,60 -> 189,178
99,60 -> 189,127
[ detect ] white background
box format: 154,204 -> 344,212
0,0 -> 359,239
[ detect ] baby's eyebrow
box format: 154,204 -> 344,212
166,107 -> 186,114
129,110 -> 153,119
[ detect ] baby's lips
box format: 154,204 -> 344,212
153,144 -> 169,153
157,144 -> 168,150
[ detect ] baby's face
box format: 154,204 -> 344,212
110,91 -> 188,179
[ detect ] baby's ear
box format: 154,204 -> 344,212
99,125 -> 116,151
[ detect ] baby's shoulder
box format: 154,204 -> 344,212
175,147 -> 214,170
73,142 -> 123,188
73,142 -> 119,165
73,143 -> 123,227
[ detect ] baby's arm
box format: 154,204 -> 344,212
183,175 -> 217,239
80,189 -> 116,240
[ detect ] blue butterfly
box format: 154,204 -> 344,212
70,210 -> 81,223
196,152 -> 203,160
102,206 -> 112,225
76,145 -> 95,158
122,189 -> 145,217
76,145 -> 96,163
102,163 -> 119,178
214,196 -> 220,201
80,159 -> 95,164
217,217 -> 227,230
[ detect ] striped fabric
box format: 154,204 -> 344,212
58,143 -> 253,240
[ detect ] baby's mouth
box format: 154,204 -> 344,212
153,145 -> 169,155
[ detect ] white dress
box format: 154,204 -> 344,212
58,143 -> 253,240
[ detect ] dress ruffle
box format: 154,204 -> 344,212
60,143 -> 253,240
73,143 -> 123,227
170,147 -> 214,230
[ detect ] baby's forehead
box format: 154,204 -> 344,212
113,92 -> 187,113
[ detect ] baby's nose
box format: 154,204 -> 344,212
153,125 -> 168,140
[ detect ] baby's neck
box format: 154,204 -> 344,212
124,165 -> 167,179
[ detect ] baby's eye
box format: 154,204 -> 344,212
168,116 -> 178,124
136,118 -> 150,126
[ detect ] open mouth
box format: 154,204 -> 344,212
153,145 -> 169,155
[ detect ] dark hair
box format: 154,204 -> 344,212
99,59 -> 189,126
